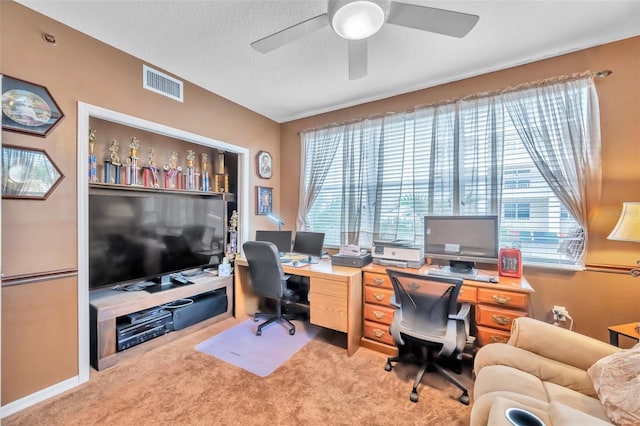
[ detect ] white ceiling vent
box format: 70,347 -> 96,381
143,64 -> 183,102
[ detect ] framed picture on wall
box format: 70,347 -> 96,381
256,150 -> 272,179
257,186 -> 273,215
1,75 -> 65,137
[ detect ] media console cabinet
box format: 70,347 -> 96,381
89,274 -> 232,370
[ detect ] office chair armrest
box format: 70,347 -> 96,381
449,303 -> 471,321
389,294 -> 400,309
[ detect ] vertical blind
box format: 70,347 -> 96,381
299,77 -> 600,268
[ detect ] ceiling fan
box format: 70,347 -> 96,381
251,0 -> 479,80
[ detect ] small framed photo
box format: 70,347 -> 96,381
498,247 -> 522,278
257,186 -> 273,215
256,150 -> 272,179
2,75 -> 64,137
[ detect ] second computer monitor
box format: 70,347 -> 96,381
255,230 -> 292,254
293,231 -> 325,258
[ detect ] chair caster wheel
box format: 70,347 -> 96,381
289,328 -> 296,335
410,392 -> 419,403
256,329 -> 262,336
384,362 -> 392,371
459,393 -> 470,405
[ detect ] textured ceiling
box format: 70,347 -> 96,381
16,0 -> 640,123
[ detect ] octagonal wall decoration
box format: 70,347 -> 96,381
2,145 -> 64,199
1,75 -> 64,137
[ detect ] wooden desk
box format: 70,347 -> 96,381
361,264 -> 534,355
234,258 -> 363,356
608,322 -> 640,347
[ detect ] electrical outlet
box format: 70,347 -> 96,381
552,305 -> 568,322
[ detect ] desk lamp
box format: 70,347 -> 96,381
607,202 -> 640,277
267,213 -> 284,231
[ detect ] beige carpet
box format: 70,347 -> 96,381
5,317 -> 474,425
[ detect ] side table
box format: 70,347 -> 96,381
607,322 -> 640,347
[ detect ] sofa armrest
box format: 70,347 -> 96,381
474,343 -> 599,396
508,317 -> 619,371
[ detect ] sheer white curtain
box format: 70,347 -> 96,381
503,77 -> 601,260
298,126 -> 341,230
297,76 -> 599,267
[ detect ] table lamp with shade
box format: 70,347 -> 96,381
607,202 -> 640,277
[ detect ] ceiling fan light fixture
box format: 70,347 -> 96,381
329,0 -> 386,40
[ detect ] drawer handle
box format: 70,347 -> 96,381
373,310 -> 386,319
374,293 -> 386,301
490,336 -> 509,344
408,282 -> 420,291
492,315 -> 512,326
374,329 -> 386,338
373,277 -> 385,285
493,295 -> 511,305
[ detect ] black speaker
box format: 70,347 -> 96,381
170,290 -> 228,331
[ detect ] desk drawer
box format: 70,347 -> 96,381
363,272 -> 392,289
363,304 -> 395,325
364,320 -> 395,346
477,288 -> 528,309
476,304 -> 528,331
364,286 -> 394,306
476,325 -> 511,346
458,286 -> 477,304
310,277 -> 346,298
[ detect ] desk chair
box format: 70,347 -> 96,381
384,269 -> 470,405
242,241 -> 307,336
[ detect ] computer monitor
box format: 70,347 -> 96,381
255,230 -> 292,254
293,231 -> 325,259
424,215 -> 499,271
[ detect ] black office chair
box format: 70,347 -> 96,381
242,241 -> 307,336
384,269 -> 470,405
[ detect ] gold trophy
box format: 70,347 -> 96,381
201,152 -> 210,192
164,151 -> 178,189
226,210 -> 239,262
146,147 -> 159,188
128,137 -> 140,186
89,129 -> 97,183
186,150 -> 196,190
107,140 -> 121,184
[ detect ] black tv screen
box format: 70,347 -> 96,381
89,189 -> 226,290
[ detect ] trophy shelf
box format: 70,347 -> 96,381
88,182 -> 236,202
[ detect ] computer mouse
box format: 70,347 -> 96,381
293,261 -> 300,267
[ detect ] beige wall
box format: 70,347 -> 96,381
0,1 -> 279,404
281,37 -> 640,344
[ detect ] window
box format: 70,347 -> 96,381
299,77 -> 600,269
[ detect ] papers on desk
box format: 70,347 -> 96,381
282,260 -> 309,268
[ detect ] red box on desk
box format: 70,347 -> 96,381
499,247 -> 522,278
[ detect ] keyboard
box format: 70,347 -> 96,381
427,268 -> 499,283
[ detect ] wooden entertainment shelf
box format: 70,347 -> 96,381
89,274 -> 232,371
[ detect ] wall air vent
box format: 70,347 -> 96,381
143,64 -> 183,102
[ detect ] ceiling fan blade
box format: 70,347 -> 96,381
348,39 -> 367,80
251,14 -> 329,53
387,1 -> 479,38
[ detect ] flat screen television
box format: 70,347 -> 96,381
89,188 -> 226,290
424,215 -> 499,271
255,230 -> 292,254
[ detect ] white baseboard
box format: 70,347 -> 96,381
1,376 -> 80,418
